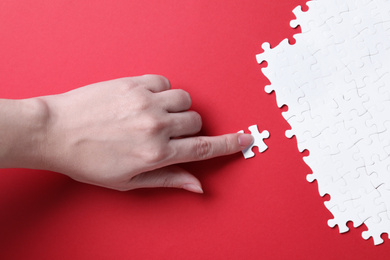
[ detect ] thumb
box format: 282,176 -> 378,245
128,166 -> 204,193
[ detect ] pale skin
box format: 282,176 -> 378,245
0,75 -> 253,193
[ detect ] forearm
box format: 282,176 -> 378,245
0,98 -> 49,169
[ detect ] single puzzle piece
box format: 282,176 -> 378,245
258,0 -> 390,245
362,212 -> 390,245
238,125 -> 270,159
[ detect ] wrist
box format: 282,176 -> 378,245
0,97 -> 50,169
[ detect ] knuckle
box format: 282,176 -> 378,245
143,146 -> 169,164
222,135 -> 233,153
134,94 -> 151,110
141,114 -> 165,134
161,175 -> 173,188
118,77 -> 139,90
145,151 -> 164,164
195,137 -> 213,160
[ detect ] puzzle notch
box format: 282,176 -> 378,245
238,125 -> 270,159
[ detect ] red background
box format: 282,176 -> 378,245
0,0 -> 389,259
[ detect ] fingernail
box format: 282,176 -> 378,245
238,134 -> 254,148
182,184 -> 204,194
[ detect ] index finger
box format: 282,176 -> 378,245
132,74 -> 171,93
169,133 -> 254,163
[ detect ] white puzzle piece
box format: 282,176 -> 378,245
257,0 -> 390,245
238,125 -> 270,159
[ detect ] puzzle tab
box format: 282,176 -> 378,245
238,125 -> 270,159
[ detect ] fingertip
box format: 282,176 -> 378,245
182,183 -> 204,194
238,133 -> 254,149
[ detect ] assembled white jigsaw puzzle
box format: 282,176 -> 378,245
256,0 -> 390,245
239,125 -> 270,159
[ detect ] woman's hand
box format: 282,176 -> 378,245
1,75 -> 253,193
